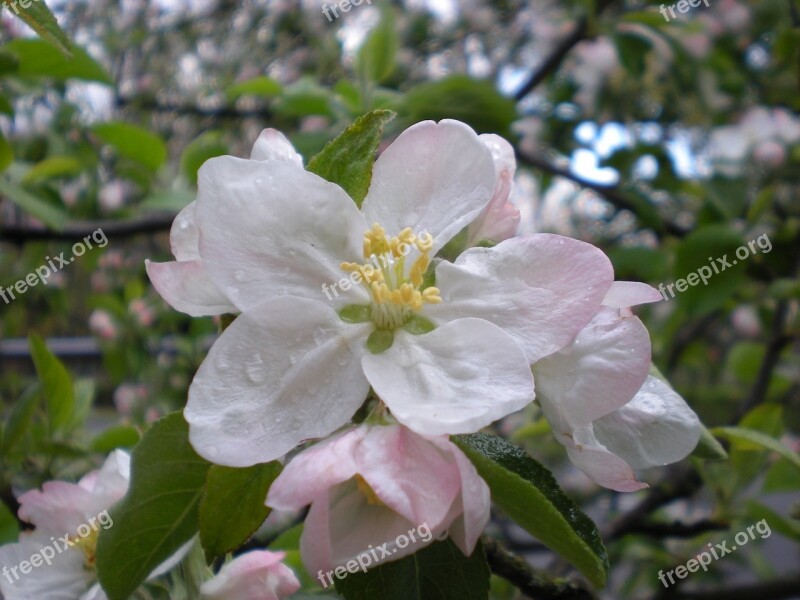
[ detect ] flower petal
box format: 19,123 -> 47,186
267,428 -> 367,510
565,442 -> 648,492
363,319 -> 534,436
361,120 -> 496,253
170,201 -> 200,261
250,128 -> 303,167
467,134 -> 519,245
185,297 -> 371,466
602,281 -> 662,309
593,375 -> 701,470
145,259 -> 236,317
18,482 -> 93,535
195,157 -> 368,312
532,307 -> 652,428
200,550 -> 300,600
427,234 -> 614,362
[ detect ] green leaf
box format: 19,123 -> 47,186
2,38 -> 110,83
334,538 -> 490,600
452,433 -> 608,588
0,131 -> 13,172
29,334 -> 74,431
613,32 -> 652,77
95,412 -> 212,600
22,156 -> 85,183
402,76 -> 517,137
307,109 -> 395,206
199,461 -> 282,561
90,425 -> 141,453
711,427 -> 800,473
92,122 -> 168,171
338,304 -> 372,323
746,501 -> 800,544
1,0 -> 72,56
226,76 -> 282,101
1,384 -> 40,453
0,177 -> 66,230
357,7 -> 398,84
366,329 -> 394,354
691,425 -> 729,461
0,501 -> 19,545
180,131 -> 228,185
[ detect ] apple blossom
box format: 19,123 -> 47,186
466,134 -> 520,245
159,119 -> 615,467
266,424 -> 490,578
200,550 -> 300,600
532,282 -> 701,491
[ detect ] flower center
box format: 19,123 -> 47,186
70,529 -> 99,570
355,474 -> 384,506
340,223 -> 442,330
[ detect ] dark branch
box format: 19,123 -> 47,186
115,96 -> 273,121
0,214 -> 176,244
658,574 -> 800,600
604,466 -> 703,542
482,535 -> 598,600
516,150 -> 688,237
610,518 -> 728,540
513,0 -> 616,101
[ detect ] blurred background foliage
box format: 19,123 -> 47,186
0,0 -> 798,598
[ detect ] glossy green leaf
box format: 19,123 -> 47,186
711,426 -> 800,472
0,131 -> 13,172
0,501 -> 19,545
2,38 -> 109,83
334,539 -> 490,600
1,384 -> 40,453
402,75 -> 517,137
95,412 -> 211,600
29,334 -> 74,431
453,433 -> 608,588
357,7 -> 398,84
92,121 -> 168,171
226,76 -> 282,101
22,156 -> 85,183
307,109 -> 395,206
90,425 -> 141,453
0,177 -> 66,230
1,0 -> 71,56
199,461 -> 282,561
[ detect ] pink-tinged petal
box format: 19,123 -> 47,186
302,482 -> 434,576
594,375 -> 701,470
267,428 -> 367,510
170,201 -> 200,261
186,297 -> 371,466
428,437 -> 490,555
361,120 -> 496,253
18,482 -> 93,535
200,550 -> 300,600
80,583 -> 109,600
364,319 -> 534,436
145,259 -> 237,317
533,308 -> 651,427
602,281 -> 663,309
83,450 -> 130,518
195,157 -> 368,312
565,430 -> 648,493
0,533 -> 92,599
467,134 -> 520,245
250,129 -> 303,167
355,426 -> 460,528
427,234 -> 614,362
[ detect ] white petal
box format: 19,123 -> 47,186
361,120 -> 496,253
532,308 -> 652,428
185,297 -> 371,466
250,128 -> 303,166
427,234 -> 614,362
565,442 -> 648,492
362,319 -> 534,436
195,157 -> 368,312
145,259 -> 237,317
593,375 -> 701,470
602,281 -> 662,309
170,201 -> 200,261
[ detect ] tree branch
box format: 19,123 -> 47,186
516,150 -> 688,237
0,214 -> 176,244
482,535 -> 597,600
610,518 -> 728,540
